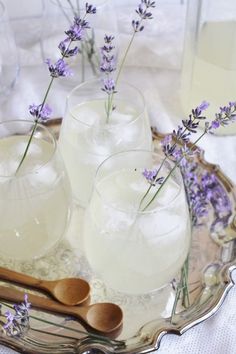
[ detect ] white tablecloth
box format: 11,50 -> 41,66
0,0 -> 236,352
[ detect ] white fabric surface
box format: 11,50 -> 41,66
0,0 -> 236,353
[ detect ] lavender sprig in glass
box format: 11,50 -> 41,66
140,100 -> 236,211
139,100 -> 235,320
100,35 -> 117,120
57,0 -> 99,81
100,0 -> 156,122
15,3 -> 96,174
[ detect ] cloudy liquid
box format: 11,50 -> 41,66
0,136 -> 71,260
181,21 -> 236,135
59,99 -> 152,206
83,168 -> 190,294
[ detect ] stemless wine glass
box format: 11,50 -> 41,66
83,150 -> 191,294
58,78 -> 152,207
0,0 -> 19,101
0,120 -> 71,261
40,0 -> 118,84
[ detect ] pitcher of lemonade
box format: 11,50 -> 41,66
181,0 -> 236,135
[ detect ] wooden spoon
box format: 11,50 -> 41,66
0,266 -> 90,306
0,285 -> 123,334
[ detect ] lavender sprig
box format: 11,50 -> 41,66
58,0 -> 99,80
170,153 -> 232,322
116,0 -> 155,83
15,4 -> 96,174
142,169 -> 164,186
140,101 -> 235,321
141,100 -> 236,211
3,295 -> 31,337
1,299 -> 123,348
100,35 -> 117,120
100,0 -> 156,122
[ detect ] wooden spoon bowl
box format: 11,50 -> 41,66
0,266 -> 90,305
0,285 -> 123,334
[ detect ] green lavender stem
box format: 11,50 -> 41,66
15,77 -> 55,175
1,302 -> 121,345
81,41 -> 85,82
170,256 -> 190,323
15,10 -> 93,174
64,0 -> 99,81
115,32 -> 136,86
15,121 -> 39,175
142,130 -> 206,211
138,155 -> 167,210
15,1 -> 94,174
105,31 -> 136,123
139,116 -> 199,210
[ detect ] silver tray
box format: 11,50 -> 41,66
0,119 -> 235,354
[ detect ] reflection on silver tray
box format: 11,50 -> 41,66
0,119 -> 235,354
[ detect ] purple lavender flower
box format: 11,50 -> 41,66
196,100 -> 210,114
142,0 -> 156,6
104,34 -> 114,44
58,39 -> 79,57
201,173 -> 231,216
181,160 -> 208,225
161,134 -> 176,157
85,3 -> 97,14
100,34 -> 117,111
102,78 -> 117,95
45,58 -> 72,78
101,44 -> 114,53
4,311 -> 15,330
100,60 -> 116,73
162,134 -> 172,146
182,101 -> 210,134
29,103 -> 52,122
16,4 -> 96,174
136,4 -> 153,19
4,295 -> 31,337
172,126 -> 190,143
182,117 -> 200,133
65,23 -> 85,41
132,20 -> 144,32
142,168 -> 164,186
100,35 -> 116,73
220,105 -> 233,114
206,101 -> 236,133
132,0 -> 156,32
209,120 -> 220,130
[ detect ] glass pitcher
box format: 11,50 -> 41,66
180,0 -> 236,135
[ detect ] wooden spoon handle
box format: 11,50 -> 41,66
0,266 -> 43,288
0,285 -> 86,321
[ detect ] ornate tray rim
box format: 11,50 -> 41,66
0,120 -> 235,354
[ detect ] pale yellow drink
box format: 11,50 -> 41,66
84,165 -> 191,294
0,135 -> 71,260
181,21 -> 236,135
59,99 -> 152,206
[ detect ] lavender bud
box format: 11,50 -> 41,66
85,3 -> 96,14
45,58 -> 72,78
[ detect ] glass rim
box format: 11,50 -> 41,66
66,78 -> 146,128
50,0 -> 109,10
93,149 -> 184,215
0,119 -> 57,179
